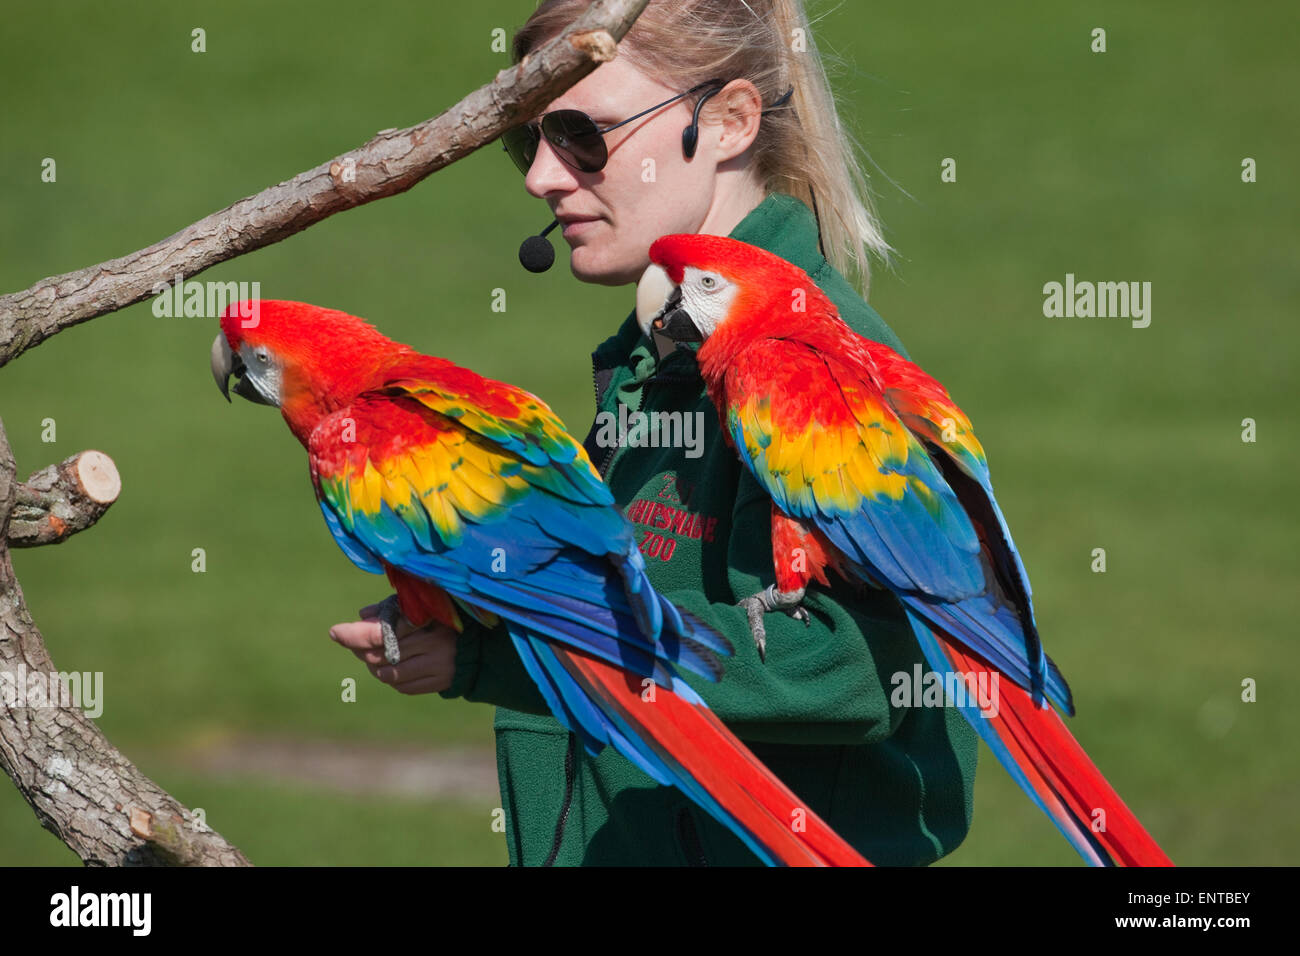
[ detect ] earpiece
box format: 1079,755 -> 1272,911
681,84 -> 726,160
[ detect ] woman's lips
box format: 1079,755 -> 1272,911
560,216 -> 602,239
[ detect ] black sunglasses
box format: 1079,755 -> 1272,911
501,80 -> 792,175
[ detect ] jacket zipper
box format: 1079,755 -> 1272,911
590,339 -> 701,480
553,354 -> 696,862
676,808 -> 710,866
590,364 -> 619,478
543,733 -> 579,866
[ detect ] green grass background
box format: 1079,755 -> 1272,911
1,0 -> 1295,866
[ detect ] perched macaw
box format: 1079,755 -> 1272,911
637,235 -> 1173,867
209,299 -> 867,866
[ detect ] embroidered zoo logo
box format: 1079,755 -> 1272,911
625,475 -> 718,563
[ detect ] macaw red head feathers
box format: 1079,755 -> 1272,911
212,299 -> 412,442
637,234 -> 837,353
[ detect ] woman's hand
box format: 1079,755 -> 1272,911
329,599 -> 457,694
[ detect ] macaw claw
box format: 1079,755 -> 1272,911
737,585 -> 808,662
377,594 -> 404,666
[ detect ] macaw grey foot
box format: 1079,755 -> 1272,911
376,594 -> 404,666
737,585 -> 809,662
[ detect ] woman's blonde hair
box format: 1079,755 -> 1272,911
514,0 -> 891,293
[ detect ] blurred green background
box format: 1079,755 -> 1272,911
1,0 -> 1295,866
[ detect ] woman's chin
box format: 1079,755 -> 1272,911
569,248 -> 640,287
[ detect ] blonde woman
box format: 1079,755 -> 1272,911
331,0 -> 977,866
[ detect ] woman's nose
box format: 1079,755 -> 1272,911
524,136 -> 581,198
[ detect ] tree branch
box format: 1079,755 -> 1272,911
0,0 -> 651,368
0,420 -> 250,865
0,0 -> 652,864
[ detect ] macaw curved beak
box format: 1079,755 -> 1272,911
635,263 -> 701,343
211,335 -> 237,402
211,334 -> 274,405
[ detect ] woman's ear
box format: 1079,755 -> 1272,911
709,79 -> 764,163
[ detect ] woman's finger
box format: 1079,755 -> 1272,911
373,650 -> 447,686
330,619 -> 384,651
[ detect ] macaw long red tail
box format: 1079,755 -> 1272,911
908,616 -> 1171,867
529,638 -> 870,867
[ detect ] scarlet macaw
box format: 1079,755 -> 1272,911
210,299 -> 867,866
636,235 -> 1172,867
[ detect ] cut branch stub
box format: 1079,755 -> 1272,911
8,450 -> 121,548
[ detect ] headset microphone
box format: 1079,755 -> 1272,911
519,219 -> 559,273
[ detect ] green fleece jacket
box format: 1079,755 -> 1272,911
442,193 -> 977,866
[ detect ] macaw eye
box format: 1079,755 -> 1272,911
254,349 -> 269,364
700,274 -> 718,291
